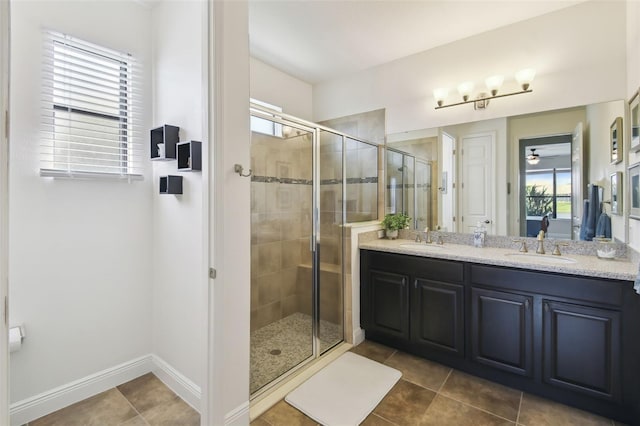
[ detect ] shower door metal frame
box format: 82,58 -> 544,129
249,107 -> 318,399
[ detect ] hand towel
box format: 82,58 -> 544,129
582,185 -> 600,241
595,212 -> 611,239
579,199 -> 590,241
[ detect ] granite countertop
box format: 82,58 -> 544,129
359,238 -> 639,282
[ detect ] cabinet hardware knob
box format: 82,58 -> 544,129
544,303 -> 549,312
525,299 -> 530,309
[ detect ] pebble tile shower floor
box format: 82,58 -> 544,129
250,312 -> 342,394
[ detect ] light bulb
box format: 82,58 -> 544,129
433,88 -> 449,107
515,68 -> 536,91
485,75 -> 504,96
457,81 -> 474,102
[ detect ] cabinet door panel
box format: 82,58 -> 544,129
543,300 -> 620,401
368,270 -> 410,340
412,279 -> 464,356
471,287 -> 533,377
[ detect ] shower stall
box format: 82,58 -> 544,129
249,104 -> 378,395
386,147 -> 434,230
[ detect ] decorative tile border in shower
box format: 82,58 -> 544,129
252,175 -> 378,185
252,175 -> 313,185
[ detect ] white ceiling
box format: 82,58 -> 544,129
249,0 -> 585,84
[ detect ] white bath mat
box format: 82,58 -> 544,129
285,351 -> 401,425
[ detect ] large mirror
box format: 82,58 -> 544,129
386,99 -> 626,241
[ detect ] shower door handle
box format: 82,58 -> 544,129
310,207 -> 318,253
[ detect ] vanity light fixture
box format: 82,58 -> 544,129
434,69 -> 535,110
526,148 -> 541,165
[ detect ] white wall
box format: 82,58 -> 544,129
151,0 -> 206,399
250,57 -> 313,120
586,101 -> 626,243
313,1 -> 626,134
8,1 -> 153,403
209,1 -> 251,424
627,0 -> 640,251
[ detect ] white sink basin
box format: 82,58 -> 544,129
399,243 -> 447,250
504,253 -> 577,264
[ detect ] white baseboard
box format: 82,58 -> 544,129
151,354 -> 201,412
225,401 -> 250,426
9,355 -> 153,426
9,354 -> 203,426
354,328 -> 365,345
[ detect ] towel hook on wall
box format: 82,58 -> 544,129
234,164 -> 252,178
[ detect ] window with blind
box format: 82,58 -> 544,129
41,31 -> 143,178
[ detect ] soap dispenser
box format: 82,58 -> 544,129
473,221 -> 486,248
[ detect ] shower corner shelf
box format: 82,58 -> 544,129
150,124 -> 180,161
177,140 -> 202,171
159,175 -> 183,194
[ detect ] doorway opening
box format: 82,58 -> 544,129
519,135 -> 572,239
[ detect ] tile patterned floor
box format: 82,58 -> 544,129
28,373 -> 199,426
252,340 -> 621,426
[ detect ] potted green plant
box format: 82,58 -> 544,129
381,213 -> 411,239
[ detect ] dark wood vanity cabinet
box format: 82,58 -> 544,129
361,251 -> 465,359
366,270 -> 410,340
542,300 -> 621,401
470,287 -> 533,377
412,278 -> 464,356
360,249 -> 640,424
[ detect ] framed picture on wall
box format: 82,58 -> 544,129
629,163 -> 640,220
610,117 -> 623,164
630,90 -> 640,152
610,172 -> 622,215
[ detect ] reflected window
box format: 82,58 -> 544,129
250,98 -> 283,137
525,168 -> 571,219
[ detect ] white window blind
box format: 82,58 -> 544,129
41,31 -> 143,179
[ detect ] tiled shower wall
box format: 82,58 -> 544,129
250,127 -> 381,332
250,132 -> 313,331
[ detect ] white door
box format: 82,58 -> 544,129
440,131 -> 456,232
460,133 -> 495,234
571,123 -> 584,240
0,1 -> 9,423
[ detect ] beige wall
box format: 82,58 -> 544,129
250,133 -> 313,331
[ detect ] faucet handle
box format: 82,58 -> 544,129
513,239 -> 528,253
552,242 -> 570,256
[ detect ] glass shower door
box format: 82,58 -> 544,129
317,129 -> 344,354
415,160 -> 432,230
249,115 -> 315,394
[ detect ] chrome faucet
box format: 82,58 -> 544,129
536,230 -> 545,254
